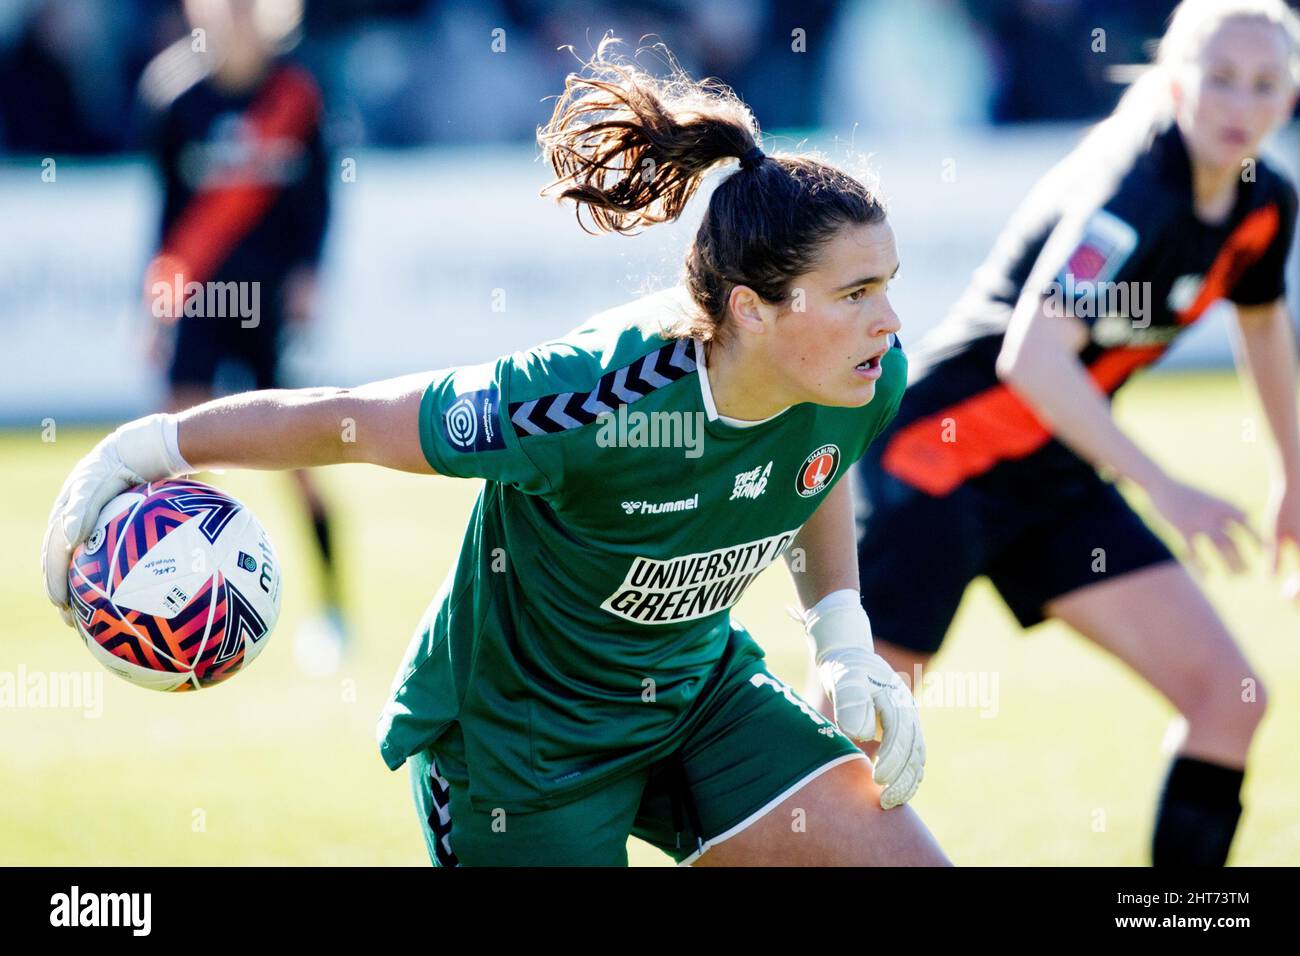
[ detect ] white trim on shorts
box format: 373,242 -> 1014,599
676,751 -> 868,866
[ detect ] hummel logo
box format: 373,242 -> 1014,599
621,494 -> 700,516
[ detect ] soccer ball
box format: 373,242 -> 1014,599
66,479 -> 282,691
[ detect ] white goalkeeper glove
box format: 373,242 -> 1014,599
42,413 -> 192,626
805,589 -> 925,809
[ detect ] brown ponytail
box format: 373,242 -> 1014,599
539,36 -> 758,235
539,38 -> 886,344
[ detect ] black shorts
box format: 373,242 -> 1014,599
856,425 -> 1175,655
167,307 -> 284,392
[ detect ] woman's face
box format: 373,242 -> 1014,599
758,219 -> 903,409
1174,17 -> 1298,170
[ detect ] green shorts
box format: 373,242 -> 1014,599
407,630 -> 864,866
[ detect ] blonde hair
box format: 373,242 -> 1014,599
1114,0 -> 1300,123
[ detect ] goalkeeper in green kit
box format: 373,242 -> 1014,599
42,42 -> 947,866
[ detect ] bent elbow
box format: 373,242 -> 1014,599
994,345 -> 1022,385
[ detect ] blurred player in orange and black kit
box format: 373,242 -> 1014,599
813,0 -> 1300,866
138,0 -> 346,672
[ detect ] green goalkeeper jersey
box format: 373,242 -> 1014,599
377,287 -> 907,812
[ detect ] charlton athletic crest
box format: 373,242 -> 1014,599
796,444 -> 840,498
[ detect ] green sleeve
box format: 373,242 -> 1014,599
417,358 -> 552,495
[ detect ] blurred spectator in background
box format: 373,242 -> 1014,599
4,0 -> 1267,159
138,0 -> 347,675
823,0 -> 995,129
0,0 -> 179,153
969,0 -> 1166,121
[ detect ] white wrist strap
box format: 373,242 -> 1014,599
804,588 -> 874,659
114,413 -> 194,478
161,415 -> 195,475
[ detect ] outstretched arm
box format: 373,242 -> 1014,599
1233,299 -> 1300,578
175,373 -> 435,475
998,293 -> 1256,570
43,374 -> 438,623
997,294 -> 1168,489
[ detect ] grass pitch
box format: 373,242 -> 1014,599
2,370 -> 1297,865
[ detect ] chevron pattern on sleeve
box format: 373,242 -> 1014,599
508,337 -> 698,437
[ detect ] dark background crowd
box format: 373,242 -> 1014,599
0,0 -> 1251,157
